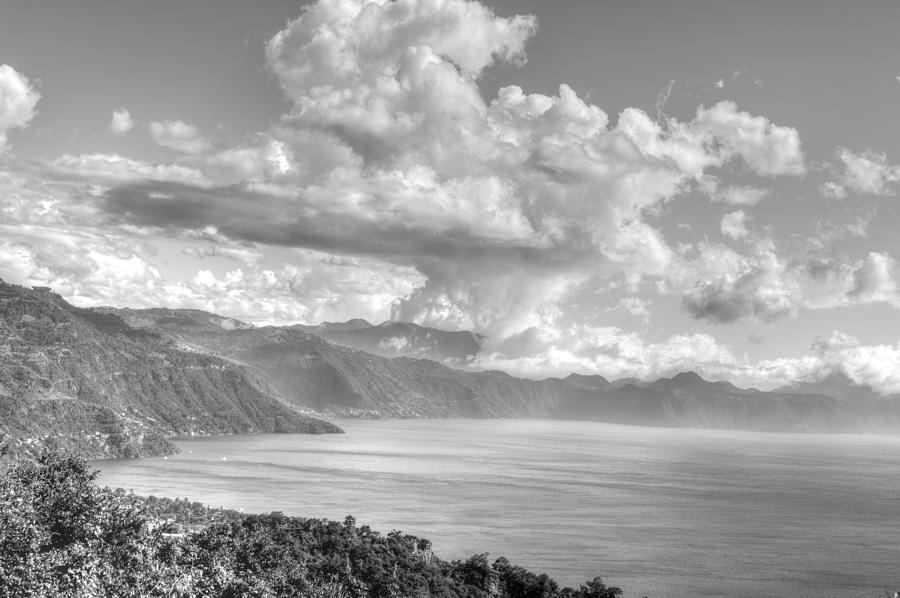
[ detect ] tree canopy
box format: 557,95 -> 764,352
0,451 -> 622,598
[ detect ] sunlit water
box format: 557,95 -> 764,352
93,419 -> 900,597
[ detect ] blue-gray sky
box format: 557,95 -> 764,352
2,0 -> 900,390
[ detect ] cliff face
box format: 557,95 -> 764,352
0,283 -> 341,460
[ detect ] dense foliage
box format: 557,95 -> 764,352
0,452 -> 622,598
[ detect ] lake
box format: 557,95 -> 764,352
93,419 -> 900,597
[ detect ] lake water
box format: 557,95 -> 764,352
93,419 -> 900,597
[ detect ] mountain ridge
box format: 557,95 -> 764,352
8,286 -> 900,463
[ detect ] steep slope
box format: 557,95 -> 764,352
0,282 -> 340,460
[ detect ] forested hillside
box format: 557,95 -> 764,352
0,281 -> 340,460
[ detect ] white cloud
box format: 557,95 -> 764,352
835,342 -> 900,393
59,0 -> 806,347
681,241 -> 799,323
0,228 -> 424,327
148,119 -> 211,154
695,101 -> 805,177
202,139 -> 296,184
474,324 -> 900,395
0,64 -> 40,152
847,251 -> 900,307
473,324 -> 739,381
0,0 -> 833,386
819,181 -> 847,199
175,254 -> 424,326
108,107 -> 134,135
835,147 -> 899,195
800,251 -> 900,311
0,226 -> 162,303
617,102 -> 804,179
721,210 -> 749,240
50,153 -> 211,187
266,0 -> 537,94
804,331 -> 900,394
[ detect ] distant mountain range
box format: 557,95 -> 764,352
111,305 -> 900,432
4,280 -> 900,460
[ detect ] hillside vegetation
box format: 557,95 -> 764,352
0,281 -> 340,460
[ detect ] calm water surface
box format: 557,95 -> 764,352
93,420 -> 900,597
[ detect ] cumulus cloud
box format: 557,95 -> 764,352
847,252 -> 900,307
108,107 -> 134,135
823,147 -> 900,197
720,210 -> 749,240
618,102 -> 804,179
78,0 -> 806,344
683,270 -> 797,324
0,226 -> 423,326
175,252 -> 424,325
202,138 -> 296,184
799,251 -> 900,311
0,226 -> 162,303
693,101 -> 805,177
0,0 -> 829,385
0,64 -> 40,152
803,331 -> 900,394
682,241 -> 799,323
148,120 -> 211,154
266,0 -> 537,94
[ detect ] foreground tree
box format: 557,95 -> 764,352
0,451 -> 148,596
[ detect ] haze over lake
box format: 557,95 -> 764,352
94,420 -> 900,597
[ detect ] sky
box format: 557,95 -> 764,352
2,0 -> 900,391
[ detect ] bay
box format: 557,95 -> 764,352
93,419 -> 900,597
